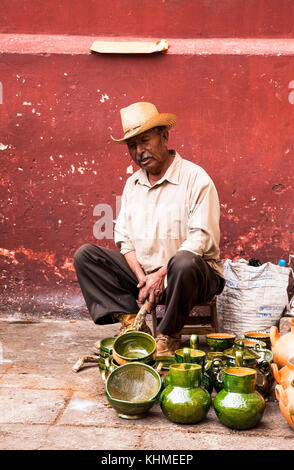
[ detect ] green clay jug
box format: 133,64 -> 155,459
159,363 -> 211,424
213,367 -> 266,430
174,347 -> 213,394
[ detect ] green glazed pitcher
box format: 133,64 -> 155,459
174,347 -> 213,394
160,363 -> 211,424
213,367 -> 266,430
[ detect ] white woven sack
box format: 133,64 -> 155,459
216,258 -> 292,336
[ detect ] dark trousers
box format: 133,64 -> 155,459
73,244 -> 225,336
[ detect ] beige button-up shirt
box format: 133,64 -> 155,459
114,152 -> 224,279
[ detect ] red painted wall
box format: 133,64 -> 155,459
1,0 -> 294,38
0,3 -> 293,316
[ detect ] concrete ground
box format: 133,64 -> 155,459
0,316 -> 293,451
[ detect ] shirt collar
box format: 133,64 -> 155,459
134,151 -> 182,187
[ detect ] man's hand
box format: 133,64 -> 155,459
137,269 -> 166,310
123,251 -> 167,310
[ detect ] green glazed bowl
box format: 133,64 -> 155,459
113,331 -> 156,365
244,331 -> 271,349
100,337 -> 116,354
206,333 -> 236,352
105,362 -> 162,419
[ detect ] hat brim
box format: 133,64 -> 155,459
111,113 -> 177,144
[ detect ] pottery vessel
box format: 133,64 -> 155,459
272,357 -> 294,389
206,333 -> 236,352
244,331 -> 271,349
275,380 -> 294,430
100,337 -> 116,355
160,364 -> 211,424
174,348 -> 212,393
213,367 -> 266,430
205,352 -> 226,392
217,341 -> 274,397
175,347 -> 206,369
98,336 -> 116,383
112,331 -> 157,366
234,338 -> 267,350
270,319 -> 294,369
105,362 -> 161,419
223,341 -> 261,368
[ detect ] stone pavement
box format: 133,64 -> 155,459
0,316 -> 293,451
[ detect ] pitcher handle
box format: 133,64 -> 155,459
154,361 -> 163,373
190,334 -> 199,350
271,362 -> 280,384
275,384 -> 288,407
235,350 -> 243,367
183,348 -> 191,364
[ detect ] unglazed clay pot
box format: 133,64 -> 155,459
275,380 -> 294,430
159,364 -> 211,424
270,318 -> 294,369
213,367 -> 266,430
272,357 -> 294,389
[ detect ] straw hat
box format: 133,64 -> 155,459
111,102 -> 177,144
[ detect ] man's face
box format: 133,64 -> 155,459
126,127 -> 169,175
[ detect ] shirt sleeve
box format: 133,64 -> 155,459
114,181 -> 135,255
178,172 -> 221,259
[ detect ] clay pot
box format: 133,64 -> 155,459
272,357 -> 294,389
206,333 -> 236,352
223,341 -> 261,368
159,364 -> 211,424
105,363 -> 162,419
213,367 -> 266,430
175,348 -> 206,369
217,341 -> 274,397
112,331 -> 156,366
174,348 -> 213,393
244,331 -> 271,350
270,318 -> 294,368
205,352 -> 226,392
234,338 -> 267,350
275,380 -> 294,430
100,337 -> 116,355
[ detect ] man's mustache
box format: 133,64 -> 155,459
137,151 -> 153,163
